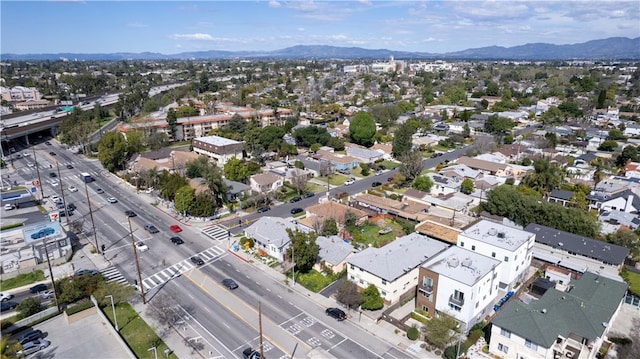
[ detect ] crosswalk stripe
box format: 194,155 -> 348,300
201,225 -> 229,240
100,266 -> 128,285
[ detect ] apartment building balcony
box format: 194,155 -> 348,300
449,294 -> 464,307
552,336 -> 592,359
420,285 -> 433,294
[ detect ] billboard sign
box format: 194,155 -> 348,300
23,221 -> 62,245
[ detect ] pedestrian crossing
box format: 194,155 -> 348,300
141,245 -> 227,292
100,266 -> 129,285
201,225 -> 229,241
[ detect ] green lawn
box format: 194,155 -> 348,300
352,221 -> 404,248
622,270 -> 640,296
318,174 -> 349,186
0,270 -> 45,290
103,303 -> 177,359
305,182 -> 327,194
292,269 -> 342,293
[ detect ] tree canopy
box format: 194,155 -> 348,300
97,132 -> 128,172
286,229 -> 319,273
349,112 -> 377,147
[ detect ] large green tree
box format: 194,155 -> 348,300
224,157 -> 250,183
286,229 -> 319,273
349,112 -> 377,147
422,312 -> 459,350
521,158 -> 563,196
399,150 -> 424,182
174,185 -> 195,215
412,176 -> 434,192
360,284 -> 384,310
460,178 -> 475,195
392,122 -> 415,158
97,132 -> 128,172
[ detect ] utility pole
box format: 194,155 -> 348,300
33,148 -> 44,200
42,237 -> 61,313
259,301 -> 264,359
56,162 -> 69,224
129,217 -> 146,304
83,179 -> 100,254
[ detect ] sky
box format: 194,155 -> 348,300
1,1 -> 639,55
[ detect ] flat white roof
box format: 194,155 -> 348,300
423,246 -> 501,286
461,220 -> 533,251
194,135 -> 243,146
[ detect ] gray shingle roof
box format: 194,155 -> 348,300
347,233 -> 449,282
316,235 -> 356,266
244,216 -> 296,248
549,189 -> 574,201
492,272 -> 628,347
525,224 -> 628,266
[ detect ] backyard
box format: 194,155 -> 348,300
349,217 -> 411,248
291,269 -> 344,293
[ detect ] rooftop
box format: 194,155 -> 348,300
422,246 -> 501,286
194,135 -> 243,146
348,233 -> 449,282
461,220 -> 534,251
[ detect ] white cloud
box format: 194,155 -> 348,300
169,33 -> 215,41
297,27 -> 305,32
268,0 -> 281,8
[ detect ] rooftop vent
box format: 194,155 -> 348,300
488,228 -> 497,236
497,232 -> 506,238
461,258 -> 473,268
447,257 -> 460,268
541,308 -> 547,314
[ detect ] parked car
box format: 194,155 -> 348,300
344,178 -> 355,186
325,307 -> 346,321
75,269 -> 99,277
68,185 -> 78,192
169,224 -> 182,233
107,197 -> 117,203
51,194 -> 60,202
67,203 -> 76,211
190,256 -> 205,266
371,181 -> 382,187
125,210 -> 137,217
17,339 -> 50,356
4,203 -> 15,210
29,284 -> 48,293
169,236 -> 184,245
256,206 -> 270,213
222,278 -> 238,290
31,227 -> 55,239
18,330 -> 43,345
0,292 -> 14,302
66,164 -> 74,169
290,207 -> 304,215
144,224 -> 159,234
303,192 -> 315,198
242,348 -> 261,359
40,290 -> 55,299
135,242 -> 149,252
0,301 -> 18,312
289,196 -> 302,203
375,170 -> 383,176
56,202 -> 65,209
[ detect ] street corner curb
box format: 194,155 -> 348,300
227,249 -> 250,263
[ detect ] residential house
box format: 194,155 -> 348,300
249,172 -> 284,194
192,135 -> 244,167
300,201 -> 368,233
294,156 -> 324,177
314,235 -> 358,274
525,223 -> 628,280
427,173 -> 462,196
623,161 -> 640,179
415,220 -> 461,246
316,149 -> 360,172
457,220 -> 535,290
347,233 -> 449,305
587,188 -> 640,213
244,217 -> 301,261
548,189 -> 575,207
598,210 -> 640,234
489,272 -> 627,359
456,156 -> 508,177
15,100 -> 50,110
574,153 -> 598,167
269,167 -> 312,184
417,246 -> 502,327
223,179 -> 250,202
439,164 -> 480,180
345,145 -> 384,164
370,143 -> 393,161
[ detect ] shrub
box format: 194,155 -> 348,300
407,327 -> 419,340
64,300 -> 94,315
16,298 -> 42,319
360,284 -> 384,310
239,237 -> 254,249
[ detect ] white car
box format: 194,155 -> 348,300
50,195 -> 60,202
50,180 -> 59,186
27,162 -> 35,167
344,178 -> 355,186
4,204 -> 15,210
135,241 -> 149,252
0,292 -> 14,301
40,290 -> 55,299
22,152 -> 31,157
68,185 -> 78,192
107,197 -> 117,203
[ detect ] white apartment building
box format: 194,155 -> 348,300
417,246 -> 501,327
192,135 -> 244,167
457,220 -> 535,290
347,233 -> 449,305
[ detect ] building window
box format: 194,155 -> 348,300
471,245 -> 476,251
350,264 -> 354,270
422,277 -> 433,287
382,279 -> 387,285
500,328 -> 511,338
381,290 -> 387,297
525,340 -> 538,351
504,256 -> 509,262
350,275 -> 355,280
498,344 -> 509,353
453,290 -> 464,302
492,252 -> 496,258
421,306 -> 429,312
448,303 -> 462,312
460,242 -> 465,247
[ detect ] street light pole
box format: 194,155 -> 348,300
83,180 -> 100,254
56,162 -> 69,224
148,346 -> 157,359
291,242 -> 295,287
105,295 -> 118,331
33,148 -> 44,200
129,217 -> 146,304
42,236 -> 61,313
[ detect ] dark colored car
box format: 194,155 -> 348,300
242,348 -> 261,359
18,330 -> 43,345
222,278 -> 238,290
303,192 -> 315,198
371,181 -> 382,187
170,236 -> 184,245
75,269 -> 99,277
0,301 -> 18,312
377,165 -> 386,170
49,172 -> 57,178
67,203 -> 76,211
95,188 -> 104,194
144,224 -> 159,234
29,284 -> 48,293
49,151 -> 56,156
66,164 -> 74,169
59,209 -> 73,217
190,256 -> 205,266
289,196 -> 302,203
325,307 -> 347,321
56,202 -> 65,209
290,207 -> 304,215
256,206 -> 270,213
125,210 -> 137,217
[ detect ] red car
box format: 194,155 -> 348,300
169,225 -> 182,233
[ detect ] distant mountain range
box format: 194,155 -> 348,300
2,37 -> 639,61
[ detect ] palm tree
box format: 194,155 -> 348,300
591,158 -> 605,191
146,167 -> 160,189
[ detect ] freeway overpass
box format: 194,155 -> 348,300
0,83 -> 186,148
